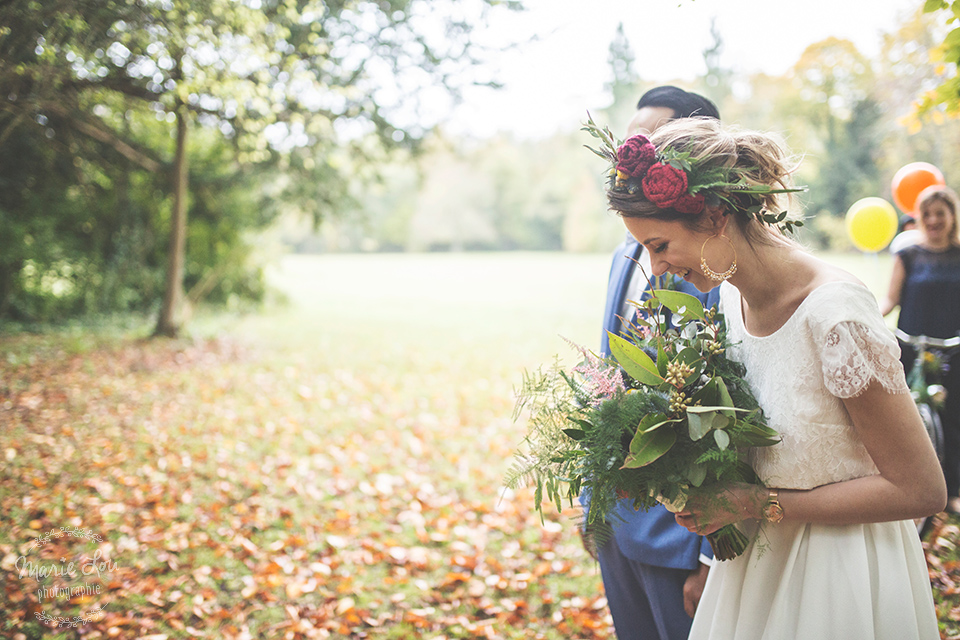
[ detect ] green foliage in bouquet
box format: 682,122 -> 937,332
507,288 -> 780,560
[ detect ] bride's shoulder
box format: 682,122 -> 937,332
804,254 -> 866,292
786,255 -> 878,323
776,256 -> 861,311
801,275 -> 884,333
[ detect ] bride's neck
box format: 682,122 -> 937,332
728,239 -> 809,314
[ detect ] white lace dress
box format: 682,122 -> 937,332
688,281 -> 939,640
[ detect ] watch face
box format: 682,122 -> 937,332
763,503 -> 784,523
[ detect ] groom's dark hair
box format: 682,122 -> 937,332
636,86 -> 720,121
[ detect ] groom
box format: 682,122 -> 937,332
591,86 -> 721,640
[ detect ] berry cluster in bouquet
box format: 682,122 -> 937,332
508,288 -> 780,560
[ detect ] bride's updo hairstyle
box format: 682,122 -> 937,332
607,117 -> 802,249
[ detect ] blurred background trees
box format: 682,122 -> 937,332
1,1 -> 958,327
325,6 -> 958,256
0,0 -> 517,331
915,0 -> 960,117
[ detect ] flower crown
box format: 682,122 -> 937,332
583,114 -> 806,235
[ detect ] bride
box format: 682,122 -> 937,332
603,117 -> 945,639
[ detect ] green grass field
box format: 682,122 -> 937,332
5,250 -> 959,639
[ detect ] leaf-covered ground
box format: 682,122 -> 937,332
1,254 -> 614,639
1,253 -> 957,638
925,515 -> 960,638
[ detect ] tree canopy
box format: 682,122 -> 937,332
917,0 -> 960,118
0,0 -> 518,330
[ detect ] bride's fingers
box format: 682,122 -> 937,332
675,512 -> 701,532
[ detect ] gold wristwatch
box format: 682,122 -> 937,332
762,488 -> 784,524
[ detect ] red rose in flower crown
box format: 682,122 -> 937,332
642,162 -> 689,208
616,135 -> 657,177
673,192 -> 706,215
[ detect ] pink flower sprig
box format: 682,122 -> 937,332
563,338 -> 626,405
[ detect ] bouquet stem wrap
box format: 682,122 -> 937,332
707,525 -> 750,561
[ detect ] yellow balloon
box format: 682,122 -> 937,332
845,197 -> 898,253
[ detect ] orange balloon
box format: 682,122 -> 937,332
891,162 -> 945,216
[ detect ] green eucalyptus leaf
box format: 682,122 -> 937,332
637,413 -> 666,432
636,413 -> 679,437
731,420 -> 781,446
687,409 -> 729,440
714,429 -> 731,450
676,346 -> 700,365
691,376 -> 721,406
716,378 -> 736,417
686,463 -> 708,487
622,428 -> 677,468
656,339 -> 669,377
651,290 -> 706,320
687,412 -> 709,441
562,428 -> 586,441
608,333 -> 663,385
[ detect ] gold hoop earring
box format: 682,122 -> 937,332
700,235 -> 738,282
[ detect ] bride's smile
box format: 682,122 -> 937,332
620,215 -> 729,293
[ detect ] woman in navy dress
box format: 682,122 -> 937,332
881,185 -> 960,511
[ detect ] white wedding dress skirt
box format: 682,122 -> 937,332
689,519 -> 938,640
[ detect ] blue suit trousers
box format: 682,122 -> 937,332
598,535 -> 693,640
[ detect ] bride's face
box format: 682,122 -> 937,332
622,216 -> 720,293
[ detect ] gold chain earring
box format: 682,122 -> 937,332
700,235 -> 738,282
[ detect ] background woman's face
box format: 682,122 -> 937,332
919,199 -> 956,244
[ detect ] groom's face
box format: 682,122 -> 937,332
626,106 -> 676,137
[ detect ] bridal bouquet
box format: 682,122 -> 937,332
507,289 -> 779,560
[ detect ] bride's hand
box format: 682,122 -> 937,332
674,483 -> 767,534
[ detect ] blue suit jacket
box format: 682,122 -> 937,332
597,235 -> 720,570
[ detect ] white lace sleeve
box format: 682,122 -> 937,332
820,321 -> 909,399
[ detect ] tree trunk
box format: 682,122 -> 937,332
0,260 -> 20,321
154,107 -> 189,337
